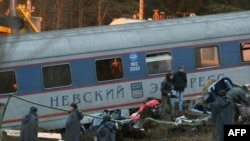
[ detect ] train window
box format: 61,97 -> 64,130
95,58 -> 123,81
146,52 -> 172,75
0,71 -> 17,94
42,64 -> 72,88
240,43 -> 250,62
194,46 -> 219,68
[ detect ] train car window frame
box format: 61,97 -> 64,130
42,64 -> 72,89
95,57 -> 124,82
0,70 -> 17,94
194,46 -> 220,69
146,52 -> 172,75
240,42 -> 250,62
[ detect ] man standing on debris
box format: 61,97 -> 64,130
65,103 -> 83,141
20,106 -> 38,141
172,65 -> 187,113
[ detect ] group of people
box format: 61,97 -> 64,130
203,77 -> 250,141
161,65 -> 187,121
19,103 -> 117,141
20,103 -> 84,141
160,65 -> 250,141
129,65 -> 187,125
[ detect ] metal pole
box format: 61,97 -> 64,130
9,0 -> 18,34
9,0 -> 16,16
139,0 -> 144,20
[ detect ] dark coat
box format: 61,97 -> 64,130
97,121 -> 116,141
172,71 -> 187,91
161,78 -> 173,95
211,96 -> 234,141
161,78 -> 176,98
65,109 -> 83,141
20,111 -> 38,141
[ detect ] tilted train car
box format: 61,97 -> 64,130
0,10 -> 250,131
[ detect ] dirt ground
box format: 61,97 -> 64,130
0,112 -> 212,141
81,111 -> 213,141
119,124 -> 213,141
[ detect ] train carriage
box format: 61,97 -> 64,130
0,10 -> 250,131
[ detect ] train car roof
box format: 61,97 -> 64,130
1,10 -> 250,63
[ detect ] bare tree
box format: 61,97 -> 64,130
78,0 -> 84,27
53,0 -> 64,30
97,0 -> 108,25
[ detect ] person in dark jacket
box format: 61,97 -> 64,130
65,103 -> 83,141
20,106 -> 38,141
172,65 -> 187,112
96,115 -> 116,141
211,91 -> 234,141
161,72 -> 176,120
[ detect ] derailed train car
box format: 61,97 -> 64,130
0,10 -> 250,131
